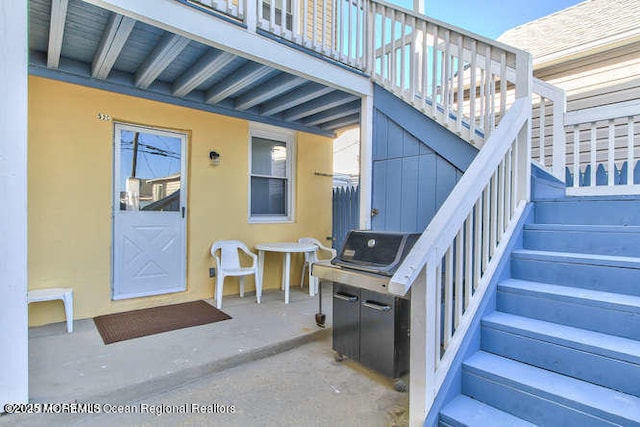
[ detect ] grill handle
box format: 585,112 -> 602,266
362,300 -> 391,312
334,292 -> 358,302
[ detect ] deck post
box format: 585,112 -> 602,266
0,0 -> 29,410
551,92 -> 566,181
515,51 -> 532,202
409,264 -> 435,426
359,92 -> 374,229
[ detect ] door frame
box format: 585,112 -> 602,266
111,122 -> 188,300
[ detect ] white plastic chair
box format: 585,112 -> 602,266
211,240 -> 260,309
27,288 -> 74,333
298,237 -> 337,296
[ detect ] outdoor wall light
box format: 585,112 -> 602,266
209,150 -> 220,166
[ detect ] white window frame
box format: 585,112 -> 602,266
248,123 -> 296,223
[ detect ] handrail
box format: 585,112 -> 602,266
566,99 -> 640,126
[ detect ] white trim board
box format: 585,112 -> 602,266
0,0 -> 29,409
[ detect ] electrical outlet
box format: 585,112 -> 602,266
209,267 -> 216,278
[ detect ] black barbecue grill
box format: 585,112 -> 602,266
331,230 -> 420,276
312,230 -> 420,389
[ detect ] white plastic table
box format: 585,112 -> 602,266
255,242 -> 317,304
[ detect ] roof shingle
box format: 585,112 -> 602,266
497,0 -> 640,60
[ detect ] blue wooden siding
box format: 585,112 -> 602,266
371,85 -> 476,233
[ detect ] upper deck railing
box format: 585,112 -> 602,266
185,0 -> 526,147
531,80 -> 640,196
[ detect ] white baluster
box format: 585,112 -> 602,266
302,0 -> 307,45
420,21 -> 428,112
498,158 -> 505,236
608,120 -> 615,186
456,34 -> 464,135
490,171 -> 498,256
442,29 -> 450,125
314,0 -> 319,47
499,51 -> 507,120
512,142 -> 519,212
484,46 -> 491,136
431,24 -> 439,114
473,199 -> 482,289
390,9 -> 397,90
469,40 -> 477,142
435,261 -> 442,358
505,148 -> 513,225
322,0 -> 327,52
573,126 -> 580,188
539,97 -> 546,165
443,246 -> 453,349
464,213 -> 473,308
482,185 -> 490,273
399,13 -> 406,91
454,229 -> 463,329
628,117 -> 634,185
590,124 -> 596,187
356,0 -> 362,65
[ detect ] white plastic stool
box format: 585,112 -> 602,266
27,288 -> 74,333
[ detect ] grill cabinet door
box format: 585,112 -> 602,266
359,289 -> 396,377
332,284 -> 360,360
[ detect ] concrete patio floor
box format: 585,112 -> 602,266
0,283 -> 409,426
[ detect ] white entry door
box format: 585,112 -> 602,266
112,123 -> 187,300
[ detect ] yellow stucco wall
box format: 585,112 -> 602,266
27,76 -> 333,327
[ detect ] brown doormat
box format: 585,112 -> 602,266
94,300 -> 231,344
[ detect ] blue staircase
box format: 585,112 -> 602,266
439,196 -> 640,426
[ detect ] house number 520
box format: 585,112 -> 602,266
97,113 -> 111,121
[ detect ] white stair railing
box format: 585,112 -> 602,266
527,81 -> 640,196
249,0 -> 523,146
388,54 -> 532,426
369,1 -> 521,146
563,100 -> 640,195
532,78 -> 566,180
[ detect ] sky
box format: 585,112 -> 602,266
392,0 -> 586,39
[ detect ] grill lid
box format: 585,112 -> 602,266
331,230 -> 420,276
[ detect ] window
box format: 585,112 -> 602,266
249,126 -> 295,222
116,127 -> 184,212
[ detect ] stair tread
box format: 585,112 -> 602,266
464,352 -> 640,421
440,395 -> 535,427
512,249 -> 640,268
498,279 -> 640,312
524,223 -> 640,233
483,312 -> 640,365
